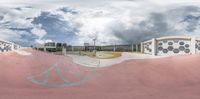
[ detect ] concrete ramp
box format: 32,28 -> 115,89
0,49 -> 200,99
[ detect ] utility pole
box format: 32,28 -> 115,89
131,42 -> 134,52
93,38 -> 97,56
113,42 -> 116,52
72,46 -> 74,52
93,38 -> 96,51
136,43 -> 139,52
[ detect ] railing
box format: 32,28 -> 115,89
0,40 -> 20,52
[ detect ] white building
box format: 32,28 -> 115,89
0,39 -> 20,52
141,36 -> 200,56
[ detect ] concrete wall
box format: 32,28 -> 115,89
141,39 -> 153,55
0,39 -> 20,52
156,38 -> 191,56
195,39 -> 200,53
141,36 -> 200,56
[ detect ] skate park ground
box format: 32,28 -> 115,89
1,49 -> 200,99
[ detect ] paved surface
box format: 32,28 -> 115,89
67,54 -> 100,67
1,49 -> 200,99
68,52 -> 167,67
14,49 -> 32,56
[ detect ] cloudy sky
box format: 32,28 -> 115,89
0,0 -> 200,46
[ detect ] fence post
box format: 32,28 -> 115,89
151,38 -> 156,56
191,37 -> 196,54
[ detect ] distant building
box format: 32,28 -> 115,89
44,42 -> 67,52
141,36 -> 200,56
34,42 -> 141,52
34,42 -> 67,52
84,43 -> 90,51
84,43 -> 90,46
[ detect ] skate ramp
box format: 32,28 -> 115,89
0,49 -> 200,99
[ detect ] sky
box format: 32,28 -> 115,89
0,0 -> 200,46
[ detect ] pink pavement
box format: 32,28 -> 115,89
1,49 -> 200,99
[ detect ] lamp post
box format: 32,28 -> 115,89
131,42 -> 134,52
93,38 -> 97,56
93,38 -> 96,51
113,42 -> 116,52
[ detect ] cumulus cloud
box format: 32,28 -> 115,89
35,39 -> 53,45
31,24 -> 47,39
71,4 -> 200,45
0,28 -> 21,41
31,11 -> 79,45
0,6 -> 43,46
0,0 -> 200,46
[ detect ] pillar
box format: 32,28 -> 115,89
11,43 -> 15,51
131,43 -> 134,52
113,45 -> 116,52
72,46 -> 74,52
140,42 -> 144,53
136,44 -> 139,52
152,38 -> 157,56
44,46 -> 46,52
191,37 -> 196,54
62,47 -> 67,56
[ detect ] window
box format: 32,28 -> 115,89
163,49 -> 168,53
198,47 -> 200,50
185,44 -> 189,48
168,42 -> 173,45
57,43 -> 62,47
158,47 -> 163,51
173,49 -> 179,53
158,42 -> 163,46
184,49 -> 190,53
196,44 -> 198,48
179,46 -> 185,51
179,42 -> 184,45
168,46 -> 173,51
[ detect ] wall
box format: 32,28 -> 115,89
196,40 -> 200,53
0,41 -> 12,52
141,36 -> 200,56
143,41 -> 153,54
156,39 -> 191,56
0,40 -> 20,52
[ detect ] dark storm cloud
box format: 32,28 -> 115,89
13,34 -> 38,46
13,6 -> 33,11
168,6 -> 200,31
181,15 -> 200,32
14,7 -> 22,11
112,5 -> 200,44
59,7 -> 78,14
9,27 -> 33,33
112,13 -> 170,44
8,28 -> 38,46
0,15 -> 3,21
1,2 -> 200,46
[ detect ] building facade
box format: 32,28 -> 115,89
33,42 -> 67,52
44,42 -> 67,52
0,39 -> 20,52
141,36 -> 200,56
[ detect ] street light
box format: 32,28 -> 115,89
93,38 -> 96,51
